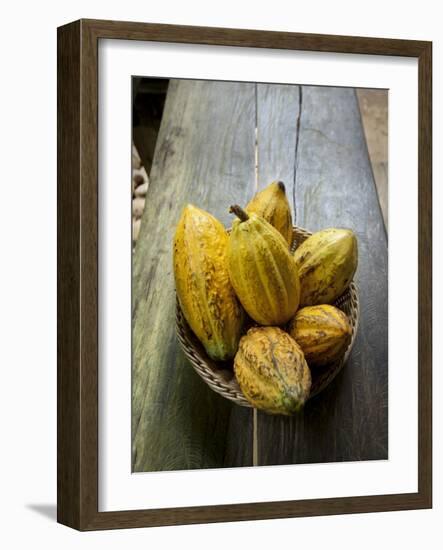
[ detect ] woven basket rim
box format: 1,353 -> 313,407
176,224 -> 360,410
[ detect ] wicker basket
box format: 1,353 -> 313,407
176,225 -> 360,408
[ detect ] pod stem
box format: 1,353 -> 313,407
277,181 -> 286,193
229,204 -> 249,222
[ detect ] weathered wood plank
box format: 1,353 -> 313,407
257,83 -> 300,198
257,85 -> 388,465
132,80 -> 256,471
223,407 -> 254,467
357,89 -> 389,230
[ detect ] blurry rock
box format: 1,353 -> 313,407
133,197 -> 145,219
133,218 -> 141,243
134,182 -> 148,197
133,168 -> 146,188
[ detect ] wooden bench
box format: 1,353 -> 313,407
132,79 -> 388,471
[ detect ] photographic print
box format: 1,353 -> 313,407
131,78 -> 388,473
57,20 -> 432,529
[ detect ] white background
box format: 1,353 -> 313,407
0,0 -> 441,548
100,40 -> 418,511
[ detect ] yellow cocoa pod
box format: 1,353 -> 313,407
173,204 -> 244,361
245,181 -> 293,246
293,228 -> 358,306
234,326 -> 311,414
288,305 -> 352,366
228,205 -> 300,326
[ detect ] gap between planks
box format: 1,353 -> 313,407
292,86 -> 303,226
254,82 -> 259,194
252,83 -> 259,467
251,83 -> 303,467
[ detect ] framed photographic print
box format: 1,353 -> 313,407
57,19 -> 432,530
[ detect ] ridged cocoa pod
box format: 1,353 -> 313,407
228,205 -> 300,326
245,181 -> 293,246
173,204 -> 244,361
234,327 -> 311,414
293,228 -> 358,306
288,305 -> 352,366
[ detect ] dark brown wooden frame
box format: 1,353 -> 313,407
57,18 -> 432,531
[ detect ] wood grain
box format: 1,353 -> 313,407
132,80 -> 255,471
57,20 -> 81,528
257,85 -> 388,465
417,42 -> 432,503
256,84 -> 301,194
81,18 -> 430,57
